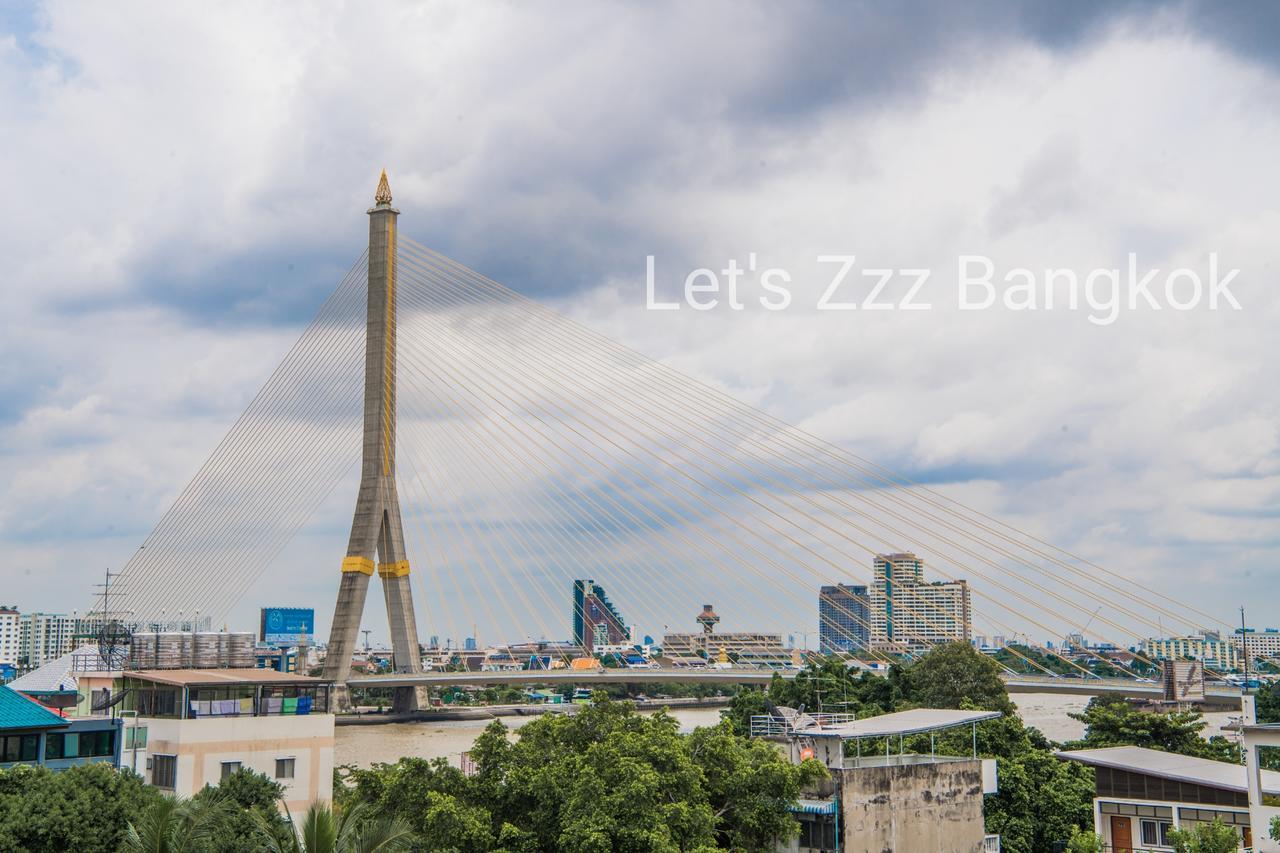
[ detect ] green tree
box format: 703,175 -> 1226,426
981,747 -> 1095,853
0,763 -> 163,853
1256,680 -> 1280,724
342,757 -> 491,852
904,642 -> 1013,712
719,687 -> 771,736
123,795 -> 231,853
1065,827 -> 1104,852
193,767 -> 287,852
687,721 -> 827,851
256,801 -> 415,853
340,697 -> 822,853
1067,697 -> 1240,761
766,659 -> 901,714
1165,818 -> 1240,853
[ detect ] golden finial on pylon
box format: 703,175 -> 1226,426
374,169 -> 392,206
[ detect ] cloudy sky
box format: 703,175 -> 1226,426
1,1 -> 1277,648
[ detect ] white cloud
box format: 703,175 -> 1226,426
0,3 -> 1276,647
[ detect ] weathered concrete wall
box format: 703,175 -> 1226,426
840,759 -> 986,853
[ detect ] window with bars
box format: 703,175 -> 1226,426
152,754 -> 177,789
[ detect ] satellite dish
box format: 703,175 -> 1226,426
97,618 -> 133,670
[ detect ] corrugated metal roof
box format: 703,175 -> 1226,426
803,707 -> 1002,739
0,685 -> 66,730
6,644 -> 111,694
1056,745 -> 1280,795
790,798 -> 839,815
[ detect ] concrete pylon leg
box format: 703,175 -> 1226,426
322,568 -> 373,710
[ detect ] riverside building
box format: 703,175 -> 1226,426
869,553 -> 971,652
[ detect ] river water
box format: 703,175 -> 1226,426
335,694 -> 1243,769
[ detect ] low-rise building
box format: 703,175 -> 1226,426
662,631 -> 790,667
119,669 -> 334,810
0,685 -> 121,770
6,644 -> 116,717
1243,706 -> 1280,853
754,706 -> 1000,852
1057,745 -> 1270,850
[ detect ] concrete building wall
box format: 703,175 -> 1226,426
143,713 -> 334,810
839,759 -> 986,853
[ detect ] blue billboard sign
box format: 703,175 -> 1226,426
260,607 -> 315,645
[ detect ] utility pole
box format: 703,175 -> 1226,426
1241,606 -> 1250,690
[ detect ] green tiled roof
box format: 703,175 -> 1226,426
0,685 -> 66,730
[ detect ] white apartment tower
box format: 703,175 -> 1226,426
18,612 -> 94,669
0,607 -> 19,666
869,553 -> 971,652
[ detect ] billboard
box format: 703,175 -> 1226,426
260,607 -> 315,645
1162,659 -> 1205,703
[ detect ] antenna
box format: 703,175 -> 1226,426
93,567 -> 132,670
1241,606 -> 1250,691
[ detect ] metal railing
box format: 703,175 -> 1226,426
749,712 -> 857,737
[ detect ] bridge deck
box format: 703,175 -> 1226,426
347,669 -> 1242,702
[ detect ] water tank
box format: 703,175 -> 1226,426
193,633 -> 220,668
226,633 -> 255,667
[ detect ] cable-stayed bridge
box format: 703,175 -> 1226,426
94,174 -> 1242,711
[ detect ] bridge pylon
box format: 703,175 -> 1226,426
322,171 -> 425,713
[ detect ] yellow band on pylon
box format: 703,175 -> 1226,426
377,560 -> 410,578
341,556 -> 375,575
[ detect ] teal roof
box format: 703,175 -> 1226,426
0,685 -> 66,730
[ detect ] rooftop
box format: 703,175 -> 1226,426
125,668 -> 327,687
6,644 -> 113,694
0,685 -> 66,730
815,708 -> 1001,739
753,706 -> 1002,740
1056,745 -> 1280,795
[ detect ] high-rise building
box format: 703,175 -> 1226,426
818,584 -> 870,654
869,553 -> 970,652
18,613 -> 102,669
572,580 -> 629,654
0,607 -> 19,666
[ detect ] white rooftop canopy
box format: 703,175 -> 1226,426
800,707 -> 1002,739
1056,745 -> 1280,796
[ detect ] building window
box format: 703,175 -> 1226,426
152,754 -> 177,789
275,758 -> 295,779
221,761 -> 242,780
125,726 -> 148,750
83,729 -> 115,757
1,734 -> 39,763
